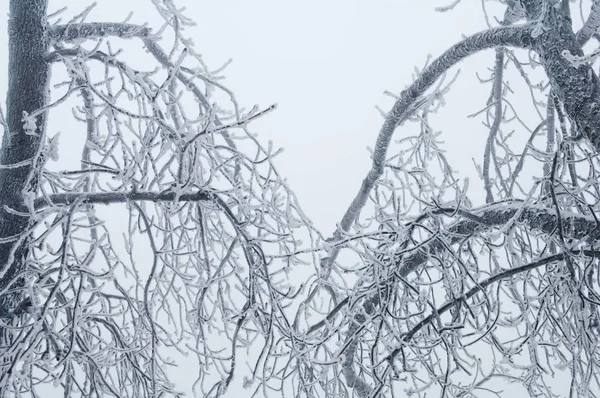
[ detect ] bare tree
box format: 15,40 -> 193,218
0,1 -> 316,396
286,1 -> 600,397
3,0 -> 600,397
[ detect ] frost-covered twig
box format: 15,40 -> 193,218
483,47 -> 506,203
33,189 -> 211,210
1,2 -> 316,396
576,0 -> 600,46
51,22 -> 152,42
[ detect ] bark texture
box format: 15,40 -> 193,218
521,1 -> 600,149
0,0 -> 50,316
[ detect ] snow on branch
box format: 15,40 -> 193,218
379,248 -> 600,380
330,198 -> 600,396
576,0 -> 600,46
294,4 -> 600,398
33,189 -> 211,210
0,3 -> 317,397
322,23 -> 535,294
50,22 -> 152,42
333,23 -> 534,242
397,200 -> 600,277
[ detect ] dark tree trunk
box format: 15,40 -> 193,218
519,1 -> 600,149
0,0 -> 50,386
0,0 -> 49,313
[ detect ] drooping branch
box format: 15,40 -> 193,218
333,23 -> 534,386
307,199 -> 600,336
46,46 -> 212,110
396,200 -> 600,277
338,196 -> 600,397
326,23 -> 534,268
483,47 -> 506,203
48,21 -> 266,194
318,3 -> 600,397
339,199 -> 600,397
302,26 -> 537,334
48,24 -> 233,114
386,248 -> 600,365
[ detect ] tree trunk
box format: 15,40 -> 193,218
520,1 -> 600,149
0,0 -> 50,387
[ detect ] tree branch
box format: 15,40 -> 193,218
309,199 -> 599,335
341,199 -> 600,396
33,189 -> 211,210
576,0 -> 600,46
331,25 -> 534,395
397,200 -> 600,277
483,47 -> 506,203
387,249 -> 600,363
50,23 -> 152,42
327,23 -> 534,269
526,3 -> 600,150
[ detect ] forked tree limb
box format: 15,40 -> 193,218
292,23 -> 538,347
371,248 -> 600,397
333,23 -> 534,244
520,1 -> 600,149
396,249 -> 600,352
338,6 -> 600,394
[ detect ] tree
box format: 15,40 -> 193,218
0,1 -> 312,396
2,0 -> 600,397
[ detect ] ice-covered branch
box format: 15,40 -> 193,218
33,189 -> 211,210
483,47 -> 506,203
576,0 -> 600,46
307,4 -> 600,397
386,248 -> 600,363
51,22 -> 152,42
527,3 -> 600,150
396,200 -> 600,277
307,199 -> 596,335
329,23 -> 534,258
141,39 -> 216,111
340,199 -> 600,396
327,31 -> 535,391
